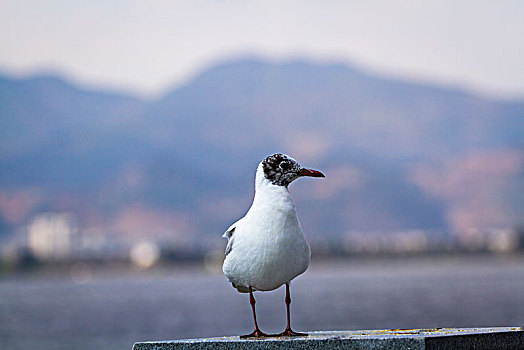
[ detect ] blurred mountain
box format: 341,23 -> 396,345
0,59 -> 523,242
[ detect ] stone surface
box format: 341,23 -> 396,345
133,327 -> 524,350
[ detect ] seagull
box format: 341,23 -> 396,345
222,153 -> 325,338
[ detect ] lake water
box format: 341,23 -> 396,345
1,255 -> 524,350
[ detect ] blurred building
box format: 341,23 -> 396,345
27,213 -> 78,260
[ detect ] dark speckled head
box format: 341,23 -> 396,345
262,153 -> 325,187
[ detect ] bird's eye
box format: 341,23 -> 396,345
279,161 -> 290,170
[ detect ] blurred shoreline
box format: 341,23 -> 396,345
3,249 -> 524,282
3,224 -> 524,277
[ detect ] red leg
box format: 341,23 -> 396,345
278,283 -> 308,337
240,287 -> 274,338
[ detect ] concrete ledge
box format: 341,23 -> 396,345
133,327 -> 524,350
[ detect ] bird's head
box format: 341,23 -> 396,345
261,153 -> 325,187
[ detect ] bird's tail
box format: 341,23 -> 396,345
232,283 -> 251,293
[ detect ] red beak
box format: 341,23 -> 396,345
298,168 -> 325,178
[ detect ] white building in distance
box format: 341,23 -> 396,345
27,213 -> 78,260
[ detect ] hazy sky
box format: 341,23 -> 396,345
1,0 -> 523,98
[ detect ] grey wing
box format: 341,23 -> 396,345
222,225 -> 236,256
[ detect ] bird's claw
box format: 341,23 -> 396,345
277,329 -> 308,337
240,330 -> 277,338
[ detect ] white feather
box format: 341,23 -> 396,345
222,163 -> 311,292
